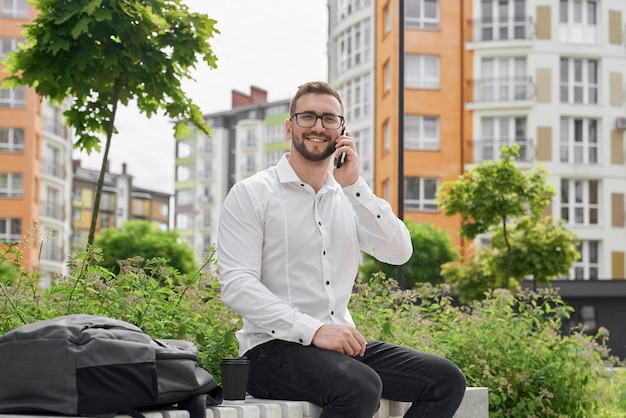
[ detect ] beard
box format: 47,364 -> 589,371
292,130 -> 336,162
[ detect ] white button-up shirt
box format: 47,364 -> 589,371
217,154 -> 413,356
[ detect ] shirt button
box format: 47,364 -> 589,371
271,330 -> 275,334
318,221 -> 322,225
299,338 -> 303,343
325,281 -> 330,285
330,311 -> 334,315
377,214 -> 381,218
300,183 -> 305,187
323,250 -> 326,255
356,192 -> 361,197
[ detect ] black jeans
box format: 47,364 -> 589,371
244,339 -> 466,418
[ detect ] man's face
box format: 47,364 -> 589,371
287,93 -> 343,163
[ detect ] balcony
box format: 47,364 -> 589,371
41,200 -> 65,221
42,158 -> 66,179
468,17 -> 534,43
41,245 -> 64,262
467,77 -> 535,104
471,139 -> 535,164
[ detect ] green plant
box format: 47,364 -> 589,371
359,221 -> 458,288
2,245 -> 625,415
351,275 -> 621,417
0,245 -> 240,382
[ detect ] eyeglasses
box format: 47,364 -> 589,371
290,112 -> 345,130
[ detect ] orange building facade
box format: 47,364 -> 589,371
375,0 -> 473,253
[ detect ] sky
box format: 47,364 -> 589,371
73,0 -> 329,193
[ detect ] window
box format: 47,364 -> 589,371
0,218 -> 21,242
405,54 -> 439,89
405,115 -> 439,150
0,87 -> 26,108
134,199 -> 145,216
72,207 -> 82,222
560,58 -> 597,104
480,0 -> 526,41
1,38 -> 25,59
42,101 -> 69,138
243,129 -> 257,149
405,0 -> 439,30
560,117 -> 598,164
1,0 -> 29,19
0,173 -> 23,198
202,137 -> 213,153
479,117 -> 528,162
245,154 -> 256,175
100,213 -> 110,228
177,165 -> 192,182
383,119 -> 391,153
176,212 -> 191,229
384,3 -> 391,34
177,141 -> 192,158
0,127 -> 24,153
176,189 -> 193,206
560,179 -> 598,225
160,203 -> 169,217
559,0 -> 597,44
336,19 -> 372,75
480,57 -> 527,101
383,60 -> 391,93
570,240 -> 599,280
340,74 -> 372,121
337,0 -> 372,21
100,192 -> 115,211
405,177 -> 438,212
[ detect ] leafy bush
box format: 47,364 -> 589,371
360,220 -> 458,288
0,244 -> 240,382
1,246 -> 624,416
351,273 -> 621,417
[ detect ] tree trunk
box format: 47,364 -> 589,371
87,78 -> 124,245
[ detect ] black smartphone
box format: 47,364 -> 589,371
336,126 -> 347,169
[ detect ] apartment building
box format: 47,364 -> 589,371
71,160 -> 171,250
1,0 -> 74,285
328,0 -> 376,187
174,87 -> 291,260
368,0 -> 626,280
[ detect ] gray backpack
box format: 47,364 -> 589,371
0,314 -> 222,417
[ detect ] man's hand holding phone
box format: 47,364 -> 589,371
336,126 -> 347,169
333,125 -> 359,186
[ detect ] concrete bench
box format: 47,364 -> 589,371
0,387 -> 488,418
207,387 -> 488,417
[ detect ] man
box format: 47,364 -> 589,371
217,81 -> 466,417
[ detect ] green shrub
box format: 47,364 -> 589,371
1,246 -> 624,416
0,244 -> 240,382
351,273 -> 621,417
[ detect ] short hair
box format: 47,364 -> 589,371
289,81 -> 344,115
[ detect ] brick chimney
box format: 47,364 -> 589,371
231,86 -> 268,108
122,162 -> 127,174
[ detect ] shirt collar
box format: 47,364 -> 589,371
276,153 -> 340,192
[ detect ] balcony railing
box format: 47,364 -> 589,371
471,139 -> 535,163
41,245 -> 64,262
42,158 -> 66,179
467,77 -> 535,103
41,200 -> 65,221
468,17 -> 534,43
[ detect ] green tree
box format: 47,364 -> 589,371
436,145 -> 553,289
3,0 -> 218,245
94,220 -> 196,274
490,215 -> 579,288
359,220 -> 458,288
